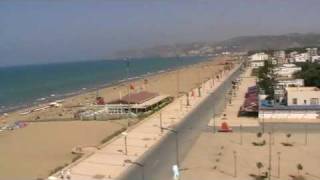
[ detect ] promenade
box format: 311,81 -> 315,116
49,63 -> 241,180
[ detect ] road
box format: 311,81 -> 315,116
119,65 -> 243,180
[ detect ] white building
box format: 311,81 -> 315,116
293,53 -> 310,63
249,52 -> 269,68
276,77 -> 304,88
274,64 -> 302,78
307,48 -> 318,57
273,50 -> 286,64
259,87 -> 320,120
311,55 -> 320,63
286,87 -> 320,106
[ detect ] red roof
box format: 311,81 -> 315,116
108,91 -> 159,104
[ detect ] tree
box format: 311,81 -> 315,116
294,62 -> 320,88
256,162 -> 264,176
297,163 -> 303,175
257,60 -> 276,98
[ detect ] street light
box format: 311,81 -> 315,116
125,58 -> 131,129
239,124 -> 243,145
277,152 -> 281,178
305,124 -> 308,145
122,132 -> 128,155
268,132 -> 272,180
159,112 -> 163,133
124,159 -> 145,180
179,91 -> 190,107
233,151 -> 237,177
212,110 -> 216,134
161,127 -> 179,167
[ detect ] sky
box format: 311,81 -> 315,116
1,0 -> 320,66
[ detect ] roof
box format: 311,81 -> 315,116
276,77 -> 303,81
132,95 -> 170,109
286,87 -> 320,93
108,91 -> 159,104
260,104 -> 320,111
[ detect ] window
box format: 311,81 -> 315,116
310,98 -> 319,105
292,98 -> 298,105
304,100 -> 307,104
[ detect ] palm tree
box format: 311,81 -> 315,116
256,162 -> 264,176
297,163 -> 303,175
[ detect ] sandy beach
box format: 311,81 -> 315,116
0,56 -> 232,179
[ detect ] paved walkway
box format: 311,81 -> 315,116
208,67 -> 259,128
48,64 -> 241,180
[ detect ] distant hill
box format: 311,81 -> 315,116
113,33 -> 320,58
217,33 -> 320,51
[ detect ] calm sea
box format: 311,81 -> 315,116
0,56 -> 208,113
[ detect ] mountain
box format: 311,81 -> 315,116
218,33 -> 320,51
113,33 -> 320,58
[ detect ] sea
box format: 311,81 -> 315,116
0,56 -> 209,114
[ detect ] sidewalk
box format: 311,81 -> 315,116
48,63 -> 242,180
208,67 -> 259,128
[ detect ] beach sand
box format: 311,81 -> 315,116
0,56 -> 232,179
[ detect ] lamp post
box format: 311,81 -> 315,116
161,127 -> 179,167
124,160 -> 145,180
233,151 -> 237,177
125,58 -> 131,129
277,152 -> 281,178
240,124 -> 243,145
213,110 -> 216,134
179,91 -> 190,108
268,132 -> 272,180
305,124 -> 308,145
159,112 -> 163,133
122,132 -> 128,155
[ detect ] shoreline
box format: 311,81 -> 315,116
0,55 -> 232,179
0,57 -> 209,116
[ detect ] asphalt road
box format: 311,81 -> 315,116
119,66 -> 243,180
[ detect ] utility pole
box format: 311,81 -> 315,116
268,132 -> 272,180
305,124 -> 308,145
277,152 -> 281,178
122,132 -> 128,155
159,112 -> 163,133
176,56 -> 180,98
213,109 -> 216,134
125,58 -> 131,129
240,124 -> 243,145
233,151 -> 237,177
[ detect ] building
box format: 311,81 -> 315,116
276,77 -> 304,88
286,87 -> 320,106
274,77 -> 304,103
293,53 -> 310,63
259,87 -> 320,120
76,91 -> 173,120
274,64 -> 301,78
273,50 -> 286,64
306,48 -> 318,57
311,55 -> 320,63
249,53 -> 269,68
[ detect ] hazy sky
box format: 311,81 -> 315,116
1,0 -> 320,66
